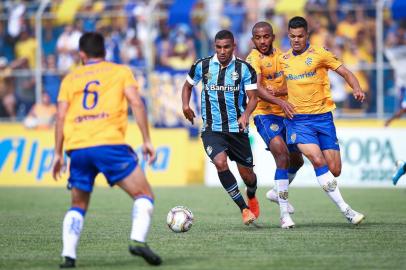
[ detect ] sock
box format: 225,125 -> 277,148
275,168 -> 289,217
288,167 -> 299,184
315,165 -> 349,212
245,175 -> 257,199
272,167 -> 298,194
61,207 -> 85,259
218,170 -> 247,211
130,196 -> 154,243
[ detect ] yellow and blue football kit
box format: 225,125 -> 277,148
58,61 -> 140,191
280,44 -> 342,150
246,48 -> 296,151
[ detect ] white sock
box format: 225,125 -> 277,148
61,208 -> 85,259
276,179 -> 289,217
130,196 -> 154,243
315,167 -> 349,212
273,172 -> 296,192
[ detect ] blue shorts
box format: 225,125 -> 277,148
67,144 -> 138,192
254,114 -> 298,152
284,112 -> 340,151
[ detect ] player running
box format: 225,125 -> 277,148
246,21 -> 303,229
280,16 -> 365,225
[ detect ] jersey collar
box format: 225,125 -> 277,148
292,43 -> 310,56
213,54 -> 236,67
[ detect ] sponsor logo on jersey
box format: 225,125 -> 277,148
205,84 -> 240,92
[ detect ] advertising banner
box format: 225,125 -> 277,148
205,127 -> 406,188
0,123 -> 195,187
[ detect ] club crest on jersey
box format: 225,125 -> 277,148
266,62 -> 272,68
206,145 -> 213,155
283,54 -> 290,59
305,57 -> 313,66
204,73 -> 212,81
231,71 -> 239,81
291,133 -> 296,143
270,124 -> 279,131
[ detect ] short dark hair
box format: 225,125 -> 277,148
252,21 -> 273,36
288,16 -> 308,32
214,30 -> 234,43
79,32 -> 106,58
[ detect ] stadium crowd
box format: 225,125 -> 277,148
0,0 -> 405,126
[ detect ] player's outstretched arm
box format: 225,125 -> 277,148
124,85 -> 156,164
335,65 -> 365,103
52,101 -> 68,180
181,81 -> 196,124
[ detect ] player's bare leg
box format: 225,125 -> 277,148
298,143 -> 365,225
117,166 -> 162,266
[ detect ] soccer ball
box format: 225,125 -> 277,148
166,206 -> 194,233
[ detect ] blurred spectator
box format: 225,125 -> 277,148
56,24 -> 82,72
7,1 -> 25,38
42,54 -> 61,104
55,0 -> 85,26
14,59 -> 35,117
23,91 -> 56,129
120,29 -> 145,68
336,11 -> 363,40
223,0 -> 246,35
342,39 -> 370,111
42,19 -> 61,57
167,43 -> 194,71
15,28 -> 37,69
0,57 -> 16,118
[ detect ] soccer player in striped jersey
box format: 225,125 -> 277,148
182,30 -> 259,225
52,32 -> 161,267
247,21 -> 303,229
280,16 -> 365,225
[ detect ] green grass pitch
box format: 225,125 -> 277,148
1,186 -> 406,270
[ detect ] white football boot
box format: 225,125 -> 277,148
280,214 -> 295,229
343,207 -> 365,225
266,189 -> 295,214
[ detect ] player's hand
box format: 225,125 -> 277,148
182,105 -> 196,124
353,89 -> 365,103
278,100 -> 295,119
142,141 -> 156,165
52,154 -> 66,181
238,113 -> 249,132
266,85 -> 276,96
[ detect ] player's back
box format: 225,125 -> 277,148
58,61 -> 137,150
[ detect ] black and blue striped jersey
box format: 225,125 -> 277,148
186,54 -> 257,133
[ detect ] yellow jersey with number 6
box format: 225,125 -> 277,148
58,61 -> 138,150
279,45 -> 342,114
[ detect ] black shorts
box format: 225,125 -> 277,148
201,131 -> 254,167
